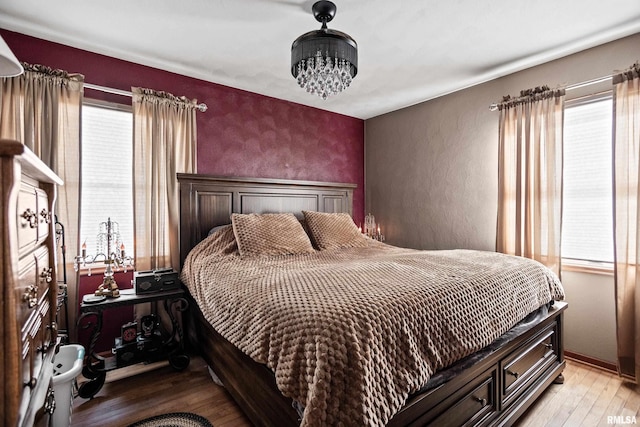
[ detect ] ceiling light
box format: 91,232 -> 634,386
291,1 -> 357,100
0,35 -> 23,77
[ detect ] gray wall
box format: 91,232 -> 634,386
365,32 -> 640,363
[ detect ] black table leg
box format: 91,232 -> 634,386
164,297 -> 190,370
77,310 -> 107,398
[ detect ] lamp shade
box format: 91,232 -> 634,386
290,1 -> 357,100
0,35 -> 23,77
291,28 -> 358,79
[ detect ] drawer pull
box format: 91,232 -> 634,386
544,343 -> 553,349
40,208 -> 52,224
40,267 -> 53,283
473,396 -> 487,406
507,369 -> 519,379
20,208 -> 38,228
22,284 -> 38,308
25,377 -> 37,389
45,322 -> 58,350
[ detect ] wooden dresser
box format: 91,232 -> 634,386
1,140 -> 63,427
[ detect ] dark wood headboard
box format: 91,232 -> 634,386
177,174 -> 356,266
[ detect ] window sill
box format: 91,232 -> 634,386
562,259 -> 614,276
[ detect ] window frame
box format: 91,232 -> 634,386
561,90 -> 614,275
78,98 -> 134,274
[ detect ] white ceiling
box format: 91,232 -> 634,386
0,0 -> 639,119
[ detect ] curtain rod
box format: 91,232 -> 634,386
488,74 -> 613,111
84,82 -> 208,112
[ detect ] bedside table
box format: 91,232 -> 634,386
77,288 -> 189,398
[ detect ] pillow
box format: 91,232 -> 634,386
231,213 -> 316,257
302,211 -> 368,250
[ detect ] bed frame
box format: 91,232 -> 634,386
177,173 -> 566,426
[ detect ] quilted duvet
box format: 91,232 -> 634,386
181,227 -> 564,427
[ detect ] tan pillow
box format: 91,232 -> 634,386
302,211 -> 368,250
231,213 -> 316,257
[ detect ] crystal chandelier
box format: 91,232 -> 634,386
363,213 -> 385,242
291,1 -> 357,100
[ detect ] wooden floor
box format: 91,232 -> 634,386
71,357 -> 639,426
517,359 -> 640,427
71,358 -> 251,427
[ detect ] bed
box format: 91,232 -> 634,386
177,173 -> 567,427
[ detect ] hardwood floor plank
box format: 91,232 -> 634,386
517,383 -> 562,427
516,366 -> 598,427
564,368 -> 620,427
545,366 -> 602,427
72,357 -> 250,427
618,382 -> 640,420
515,360 -> 640,427
517,362 -> 584,427
589,377 -> 631,425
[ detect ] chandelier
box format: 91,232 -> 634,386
291,1 -> 357,100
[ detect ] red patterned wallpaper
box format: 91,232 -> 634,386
0,29 -> 365,224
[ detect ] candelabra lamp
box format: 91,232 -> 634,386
74,218 -> 134,298
362,213 -> 385,242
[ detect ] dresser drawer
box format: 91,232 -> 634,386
20,310 -> 52,422
35,188 -> 51,245
17,182 -> 39,255
37,296 -> 54,359
21,286 -> 53,394
21,332 -> 32,392
16,247 -> 51,330
430,369 -> 497,427
29,312 -> 45,389
16,182 -> 50,255
501,323 -> 557,406
21,313 -> 44,393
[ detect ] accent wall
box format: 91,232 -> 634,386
1,28 -> 364,351
0,29 -> 365,225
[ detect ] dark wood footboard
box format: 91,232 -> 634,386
388,301 -> 566,426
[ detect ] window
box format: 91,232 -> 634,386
561,94 -> 613,264
80,102 -> 134,258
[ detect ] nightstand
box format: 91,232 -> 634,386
77,288 -> 189,398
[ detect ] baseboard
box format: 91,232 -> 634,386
565,350 -> 618,374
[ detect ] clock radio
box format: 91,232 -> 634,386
134,268 -> 180,294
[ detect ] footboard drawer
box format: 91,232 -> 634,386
501,322 -> 558,407
403,366 -> 499,427
431,372 -> 497,427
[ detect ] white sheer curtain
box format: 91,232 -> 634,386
613,62 -> 640,383
0,62 -> 83,340
132,87 -> 197,271
496,86 -> 565,277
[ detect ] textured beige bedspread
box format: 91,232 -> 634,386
181,229 -> 564,427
